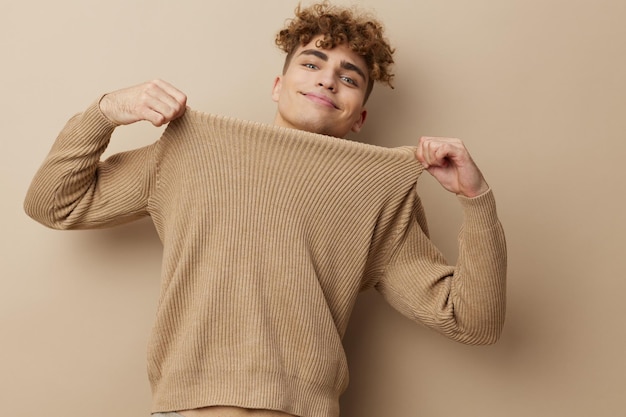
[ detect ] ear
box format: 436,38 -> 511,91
350,108 -> 368,133
271,76 -> 282,103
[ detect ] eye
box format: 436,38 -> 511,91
341,76 -> 358,87
303,63 -> 318,70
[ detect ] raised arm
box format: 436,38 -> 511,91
376,188 -> 507,345
374,137 -> 506,345
24,80 -> 187,230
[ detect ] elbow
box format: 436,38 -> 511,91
470,326 -> 503,346
449,326 -> 503,346
441,309 -> 506,346
456,316 -> 506,346
455,288 -> 507,346
24,193 -> 47,227
23,199 -> 57,229
23,193 -> 71,230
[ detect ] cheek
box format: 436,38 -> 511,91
346,98 -> 365,116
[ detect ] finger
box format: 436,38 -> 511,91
141,81 -> 188,125
149,79 -> 188,120
431,142 -> 453,167
153,79 -> 188,107
422,137 -> 466,167
142,108 -> 169,127
418,137 -> 445,168
143,96 -> 181,126
415,136 -> 432,167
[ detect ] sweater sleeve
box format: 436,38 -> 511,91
24,100 -> 160,230
375,189 -> 507,345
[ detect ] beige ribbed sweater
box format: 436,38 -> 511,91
24,101 -> 506,417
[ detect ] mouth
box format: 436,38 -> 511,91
301,92 -> 339,109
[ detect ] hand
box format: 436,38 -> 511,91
99,79 -> 187,127
414,136 -> 490,198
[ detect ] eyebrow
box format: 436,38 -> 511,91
298,49 -> 367,84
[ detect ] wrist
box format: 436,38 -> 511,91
98,94 -> 121,126
458,179 -> 490,198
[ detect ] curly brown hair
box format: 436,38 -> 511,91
275,1 -> 395,101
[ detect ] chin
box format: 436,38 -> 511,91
277,112 -> 345,137
295,120 -> 335,137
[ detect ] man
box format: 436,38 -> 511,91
24,2 -> 506,417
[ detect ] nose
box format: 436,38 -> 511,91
317,69 -> 336,91
318,81 -> 335,91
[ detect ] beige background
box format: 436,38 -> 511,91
2,0 -> 625,416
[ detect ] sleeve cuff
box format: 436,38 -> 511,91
94,94 -> 122,127
457,189 -> 501,231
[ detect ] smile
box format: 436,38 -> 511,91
302,92 -> 339,109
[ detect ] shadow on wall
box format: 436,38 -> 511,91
65,217 -> 163,285
349,78 -> 418,149
340,286 -> 529,417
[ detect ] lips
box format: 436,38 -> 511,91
302,92 -> 339,109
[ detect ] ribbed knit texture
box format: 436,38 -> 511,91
24,102 -> 507,417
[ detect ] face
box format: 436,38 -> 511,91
272,35 -> 369,138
